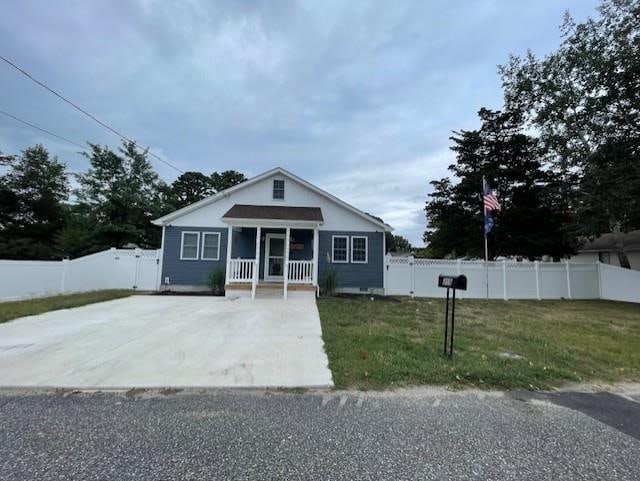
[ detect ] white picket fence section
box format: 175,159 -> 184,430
598,262 -> 640,303
385,255 -> 640,303
0,248 -> 161,302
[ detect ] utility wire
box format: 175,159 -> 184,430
0,108 -> 87,150
0,54 -> 184,173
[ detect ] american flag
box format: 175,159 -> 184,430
483,179 -> 501,212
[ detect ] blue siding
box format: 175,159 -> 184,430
318,231 -> 384,289
232,227 -> 257,258
162,226 -> 383,288
161,226 -> 228,286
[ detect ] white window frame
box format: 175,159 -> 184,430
201,232 -> 221,261
272,178 -> 285,200
180,231 -> 200,260
350,235 -> 368,264
331,235 -> 349,263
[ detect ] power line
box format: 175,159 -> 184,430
0,54 -> 184,173
0,108 -> 87,150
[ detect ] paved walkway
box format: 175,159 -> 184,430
0,296 -> 333,388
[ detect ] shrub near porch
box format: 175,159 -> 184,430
317,296 -> 640,390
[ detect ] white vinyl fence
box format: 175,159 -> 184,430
385,256 -> 640,303
0,248 -> 161,302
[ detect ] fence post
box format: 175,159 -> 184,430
383,253 -> 389,296
596,260 -> 603,299
154,249 -> 162,291
60,258 -> 69,294
409,256 -> 415,297
133,248 -> 142,290
502,260 -> 508,301
565,261 -> 573,300
534,261 -> 541,300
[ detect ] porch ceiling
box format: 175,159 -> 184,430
222,204 -> 324,223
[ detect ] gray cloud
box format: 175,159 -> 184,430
0,0 -> 599,245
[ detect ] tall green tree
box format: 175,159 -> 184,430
424,109 -> 572,260
170,171 -> 216,209
385,233 -> 412,253
0,145 -> 69,259
210,170 -> 246,192
163,169 -> 247,211
500,0 -> 640,235
74,141 -> 165,251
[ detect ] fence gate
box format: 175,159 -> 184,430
386,256 -> 414,296
133,249 -> 161,290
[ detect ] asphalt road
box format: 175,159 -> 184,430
1,389 -> 639,480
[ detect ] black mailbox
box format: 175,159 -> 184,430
438,274 -> 467,357
438,275 -> 467,291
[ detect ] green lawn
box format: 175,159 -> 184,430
317,296 -> 640,390
0,290 -> 139,324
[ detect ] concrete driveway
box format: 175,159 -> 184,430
0,296 -> 333,389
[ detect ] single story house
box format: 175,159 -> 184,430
569,230 -> 640,270
152,167 -> 392,298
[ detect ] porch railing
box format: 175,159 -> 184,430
227,258 -> 254,283
288,260 -> 314,284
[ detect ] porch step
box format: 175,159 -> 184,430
225,282 -> 316,299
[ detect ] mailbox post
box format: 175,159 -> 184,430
438,274 -> 467,357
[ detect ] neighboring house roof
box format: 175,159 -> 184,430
152,167 -> 392,231
579,230 -> 640,252
223,204 -> 324,222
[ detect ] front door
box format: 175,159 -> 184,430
264,234 -> 285,282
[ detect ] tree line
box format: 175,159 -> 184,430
0,141 -> 246,259
424,0 -> 639,264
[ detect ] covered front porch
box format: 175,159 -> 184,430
223,205 -> 322,299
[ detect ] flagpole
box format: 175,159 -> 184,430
483,176 -> 489,299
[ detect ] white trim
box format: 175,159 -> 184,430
284,227 -> 291,299
312,227 -> 319,288
201,232 -> 221,261
225,225 -> 233,284
382,232 -> 387,294
332,235 -> 349,263
264,233 -> 286,281
180,231 -> 200,260
152,167 -> 393,231
350,235 -> 368,264
157,225 -> 166,288
252,226 -> 261,299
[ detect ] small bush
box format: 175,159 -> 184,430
208,268 -> 226,295
322,269 -> 339,296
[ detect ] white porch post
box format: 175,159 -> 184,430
225,225 -> 233,285
252,226 -> 261,299
312,227 -> 319,289
284,227 -> 291,299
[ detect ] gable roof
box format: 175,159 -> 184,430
223,204 -> 324,222
579,230 -> 640,253
152,167 -> 392,231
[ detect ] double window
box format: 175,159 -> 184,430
332,235 -> 368,264
180,231 -> 220,261
273,179 -> 285,200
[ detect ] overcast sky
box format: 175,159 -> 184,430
0,0 -> 600,245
